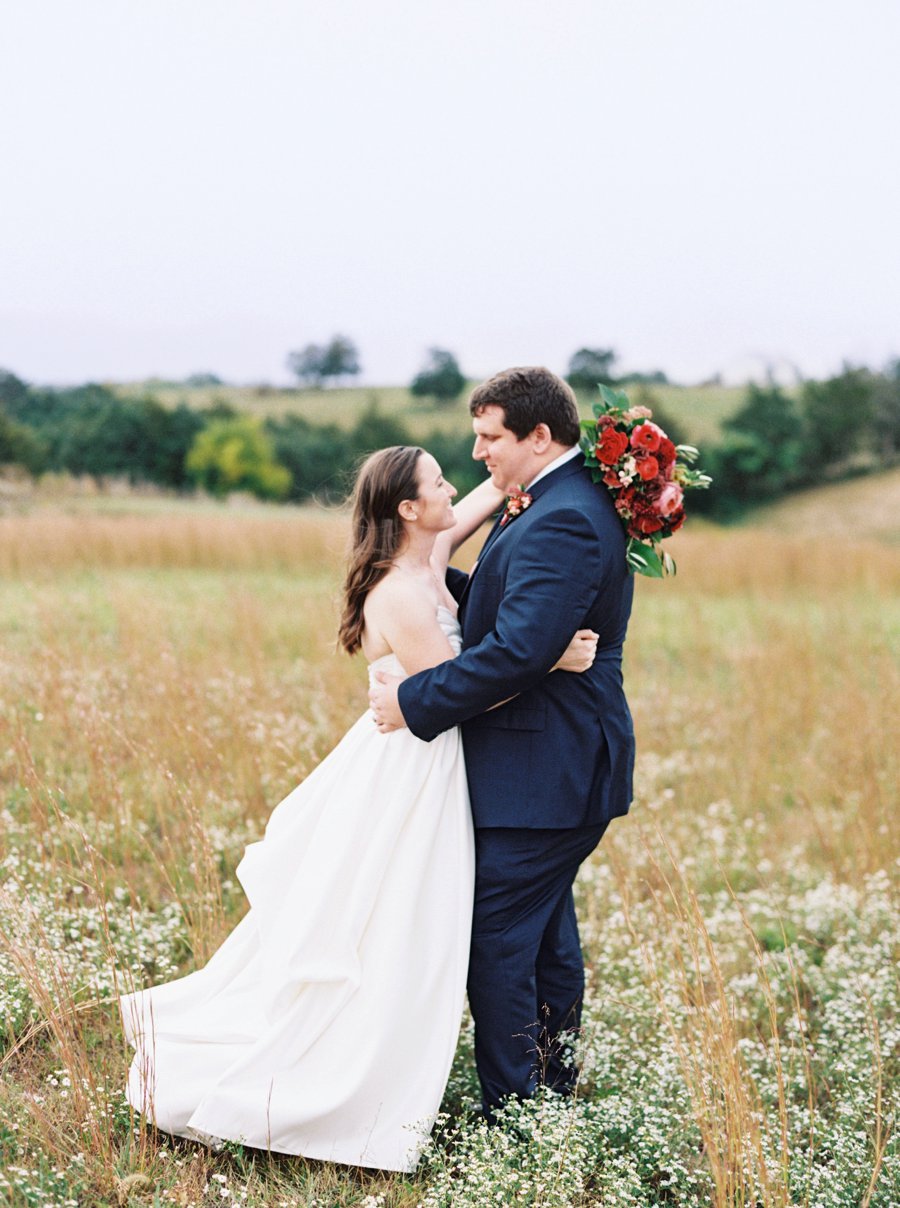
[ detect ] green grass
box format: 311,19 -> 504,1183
112,379 -> 747,445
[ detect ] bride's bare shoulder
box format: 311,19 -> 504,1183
362,571 -> 438,659
365,570 -> 433,621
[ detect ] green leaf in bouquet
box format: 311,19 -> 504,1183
626,538 -> 665,578
662,549 -> 677,576
676,444 -> 699,462
596,384 -> 629,414
679,467 -> 713,489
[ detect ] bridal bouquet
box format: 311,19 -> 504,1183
580,385 -> 711,577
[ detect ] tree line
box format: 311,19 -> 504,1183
284,338 -> 468,404
690,363 -> 900,518
282,339 -> 665,405
2,363 -> 898,517
0,371 -> 486,503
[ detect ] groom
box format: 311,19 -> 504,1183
369,366 -> 635,1118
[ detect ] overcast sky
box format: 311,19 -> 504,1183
2,0 -> 898,387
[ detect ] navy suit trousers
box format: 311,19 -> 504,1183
467,824 -> 607,1117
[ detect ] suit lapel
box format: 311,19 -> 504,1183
457,455 -> 586,621
457,514 -> 503,615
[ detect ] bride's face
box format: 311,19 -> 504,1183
406,453 -> 457,532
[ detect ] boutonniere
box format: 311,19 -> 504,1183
499,487 -> 533,526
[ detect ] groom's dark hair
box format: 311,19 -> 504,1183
469,366 -> 580,446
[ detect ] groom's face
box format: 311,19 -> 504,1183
471,405 -> 538,493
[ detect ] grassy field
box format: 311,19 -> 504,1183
745,465 -> 900,544
0,496 -> 897,1206
113,380 -> 747,445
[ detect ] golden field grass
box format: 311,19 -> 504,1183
746,465 -> 900,544
0,501 -> 897,1206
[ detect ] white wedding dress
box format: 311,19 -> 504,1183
121,607 -> 474,1173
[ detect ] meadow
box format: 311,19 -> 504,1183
0,490 -> 897,1207
113,380 -> 747,446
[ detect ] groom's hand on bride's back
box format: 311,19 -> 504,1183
369,671 -> 407,733
369,628 -> 597,733
553,629 -> 599,674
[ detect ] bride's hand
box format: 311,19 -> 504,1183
553,629 -> 599,674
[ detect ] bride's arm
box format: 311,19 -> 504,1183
431,477 -> 505,574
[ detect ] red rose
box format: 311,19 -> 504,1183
596,427 -> 629,465
635,515 -> 664,534
637,456 -> 659,481
630,422 -> 663,452
656,436 -> 677,468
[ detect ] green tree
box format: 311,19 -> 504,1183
618,369 -> 669,385
145,400 -> 206,488
265,414 -> 353,502
287,336 -> 361,388
350,397 -> 413,460
43,385 -> 156,481
410,348 -> 466,405
567,347 -> 617,390
724,384 -> 804,489
694,384 -> 804,516
420,427 -> 483,496
287,344 -> 327,389
0,370 -> 46,472
800,367 -> 874,472
186,416 -> 291,499
0,369 -> 29,410
320,335 -> 361,386
184,372 -> 225,387
0,408 -> 46,473
869,361 -> 900,460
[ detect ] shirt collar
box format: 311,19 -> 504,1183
525,445 -> 580,492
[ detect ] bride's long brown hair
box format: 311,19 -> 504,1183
338,445 -> 425,655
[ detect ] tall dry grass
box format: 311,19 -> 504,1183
0,506 -> 347,575
0,506 -> 897,1205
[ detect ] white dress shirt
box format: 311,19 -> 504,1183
525,445 -> 581,492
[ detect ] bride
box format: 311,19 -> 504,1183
120,445 -> 597,1172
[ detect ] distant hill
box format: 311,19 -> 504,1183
112,380 -> 745,446
744,466 -> 900,543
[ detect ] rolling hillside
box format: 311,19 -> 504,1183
744,465 -> 900,543
113,379 -> 746,445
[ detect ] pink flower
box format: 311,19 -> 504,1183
657,482 -> 684,516
630,422 -> 663,453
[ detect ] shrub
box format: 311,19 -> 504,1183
186,416 -> 291,499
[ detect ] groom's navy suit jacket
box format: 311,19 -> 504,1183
398,456 -> 635,830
